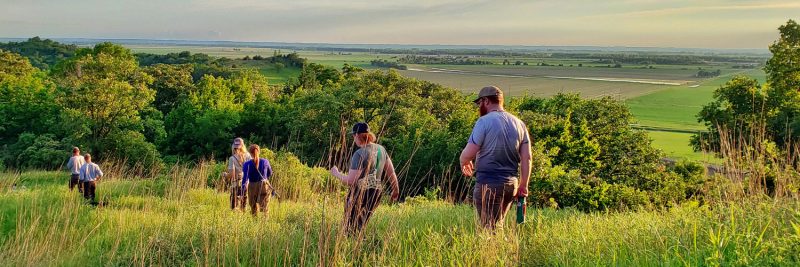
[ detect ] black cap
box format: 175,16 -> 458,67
350,122 -> 369,134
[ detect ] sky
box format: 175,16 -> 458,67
1,0 -> 798,49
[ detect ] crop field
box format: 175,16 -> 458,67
2,170 -> 799,266
398,67 -> 669,99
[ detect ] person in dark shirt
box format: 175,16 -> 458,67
241,144 -> 273,217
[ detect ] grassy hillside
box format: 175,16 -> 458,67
1,169 -> 798,266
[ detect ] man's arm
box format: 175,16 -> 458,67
459,143 -> 480,177
518,140 -> 532,197
96,165 -> 104,179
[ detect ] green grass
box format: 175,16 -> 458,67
627,69 -> 766,159
2,169 -> 799,266
233,60 -> 302,84
628,69 -> 766,131
647,130 -> 722,163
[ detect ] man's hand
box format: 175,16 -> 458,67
330,166 -> 340,179
391,189 -> 400,202
516,185 -> 528,197
459,143 -> 480,177
461,161 -> 475,177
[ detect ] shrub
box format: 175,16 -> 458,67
3,133 -> 65,170
103,130 -> 163,172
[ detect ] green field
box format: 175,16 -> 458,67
626,69 -> 766,161
233,60 -> 302,84
628,69 -> 767,131
2,170 -> 799,266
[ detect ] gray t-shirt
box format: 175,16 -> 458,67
349,143 -> 389,189
468,111 -> 530,184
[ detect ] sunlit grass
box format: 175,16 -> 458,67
1,167 -> 799,266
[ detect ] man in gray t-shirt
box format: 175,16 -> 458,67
460,86 -> 532,230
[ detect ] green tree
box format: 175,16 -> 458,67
163,75 -> 242,159
694,20 -> 799,153
0,51 -> 60,147
144,64 -> 195,114
52,43 -> 155,157
0,37 -> 77,69
692,77 -> 767,152
765,19 -> 800,145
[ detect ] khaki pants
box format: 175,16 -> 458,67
246,181 -> 272,216
473,179 -> 518,230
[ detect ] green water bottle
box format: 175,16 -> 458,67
516,196 -> 526,224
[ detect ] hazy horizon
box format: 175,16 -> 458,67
1,0 -> 798,49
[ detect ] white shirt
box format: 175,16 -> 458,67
66,155 -> 85,175
79,162 -> 104,182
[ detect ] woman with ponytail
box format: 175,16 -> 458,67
330,122 -> 400,236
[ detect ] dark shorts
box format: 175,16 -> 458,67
473,179 -> 518,230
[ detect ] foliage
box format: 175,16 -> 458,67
52,43 -> 156,159
398,55 -> 491,65
144,63 -> 195,114
136,51 -> 233,81
2,133 -> 66,170
0,37 -> 77,69
369,59 -> 407,70
694,20 -> 800,153
696,69 -> 721,78
0,51 -> 60,146
515,94 -> 705,210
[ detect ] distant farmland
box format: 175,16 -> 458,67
125,44 -> 766,161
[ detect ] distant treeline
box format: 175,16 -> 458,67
398,55 -> 492,65
136,51 -> 234,81
370,59 -> 407,70
554,53 -> 765,65
0,37 -> 77,69
242,52 -> 306,68
695,69 -> 721,78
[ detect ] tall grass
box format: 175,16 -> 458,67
2,125 -> 800,265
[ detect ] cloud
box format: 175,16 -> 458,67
590,1 -> 800,18
0,0 -> 793,48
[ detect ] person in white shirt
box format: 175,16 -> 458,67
79,153 -> 104,204
65,147 -> 86,193
226,137 -> 252,211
